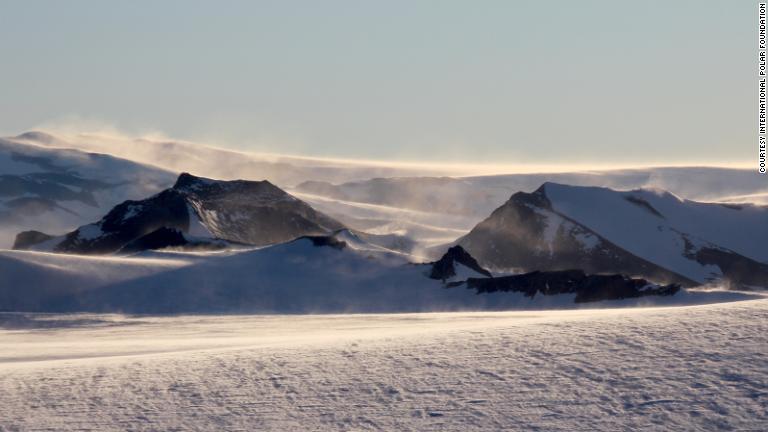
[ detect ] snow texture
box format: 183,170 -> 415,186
0,136 -> 175,248
0,298 -> 766,431
543,183 -> 768,283
0,239 -> 750,314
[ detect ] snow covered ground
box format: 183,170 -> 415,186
1,298 -> 766,431
1,243 -> 754,314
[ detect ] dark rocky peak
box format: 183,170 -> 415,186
99,189 -> 189,233
172,172 -> 289,202
172,172 -> 219,191
505,183 -> 553,210
14,173 -> 345,254
429,245 -> 492,281
457,182 -> 696,287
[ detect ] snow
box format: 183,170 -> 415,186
186,203 -> 215,238
462,167 -> 768,208
1,131 -> 767,429
121,204 -> 142,221
18,130 -> 460,186
449,262 -> 491,281
539,211 -> 562,253
0,136 -> 175,248
0,250 -> 194,310
529,206 -> 566,254
75,223 -> 103,240
22,234 -> 64,252
0,241 -> 756,314
21,222 -> 106,252
293,169 -> 768,251
719,191 -> 768,205
7,130 -> 768,256
292,191 -> 476,247
294,167 -> 768,226
574,230 -> 600,250
543,183 -> 768,283
0,137 -> 174,191
527,204 -> 602,255
550,184 -> 768,263
0,298 -> 766,430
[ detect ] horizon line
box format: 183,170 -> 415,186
9,128 -> 754,176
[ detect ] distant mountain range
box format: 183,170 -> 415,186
11,130 -> 456,186
456,183 -> 768,288
1,129 -> 766,315
5,130 -> 768,249
292,167 -> 768,247
0,134 -> 174,248
295,166 -> 768,218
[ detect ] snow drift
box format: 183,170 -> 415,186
0,231 -> 740,314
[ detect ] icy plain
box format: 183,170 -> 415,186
1,298 -> 766,431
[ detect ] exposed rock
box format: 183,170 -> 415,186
429,245 -> 492,281
682,239 -> 768,288
459,269 -> 681,303
299,235 -> 348,250
14,173 -> 345,255
118,227 -> 188,254
12,230 -> 54,250
457,185 -> 695,286
624,195 -> 664,218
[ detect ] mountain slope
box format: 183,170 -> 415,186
13,173 -> 344,254
0,233 -> 707,313
294,167 -> 768,219
0,134 -> 175,248
457,183 -> 768,288
293,168 -> 768,248
13,130 -> 458,187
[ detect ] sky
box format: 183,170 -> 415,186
0,1 -> 753,167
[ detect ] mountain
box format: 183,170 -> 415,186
292,167 -> 768,247
457,183 -> 768,288
13,173 -> 344,254
12,130 -> 767,251
294,167 -> 768,217
12,130 -> 458,187
292,187 -> 477,248
0,134 -> 175,248
0,232 -> 716,314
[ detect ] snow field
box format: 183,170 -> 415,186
0,299 -> 766,431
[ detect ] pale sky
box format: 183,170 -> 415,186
0,1 -> 752,166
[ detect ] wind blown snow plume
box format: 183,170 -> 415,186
12,130 -> 467,187
0,134 -> 175,248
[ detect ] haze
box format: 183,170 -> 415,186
0,0 -> 752,167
